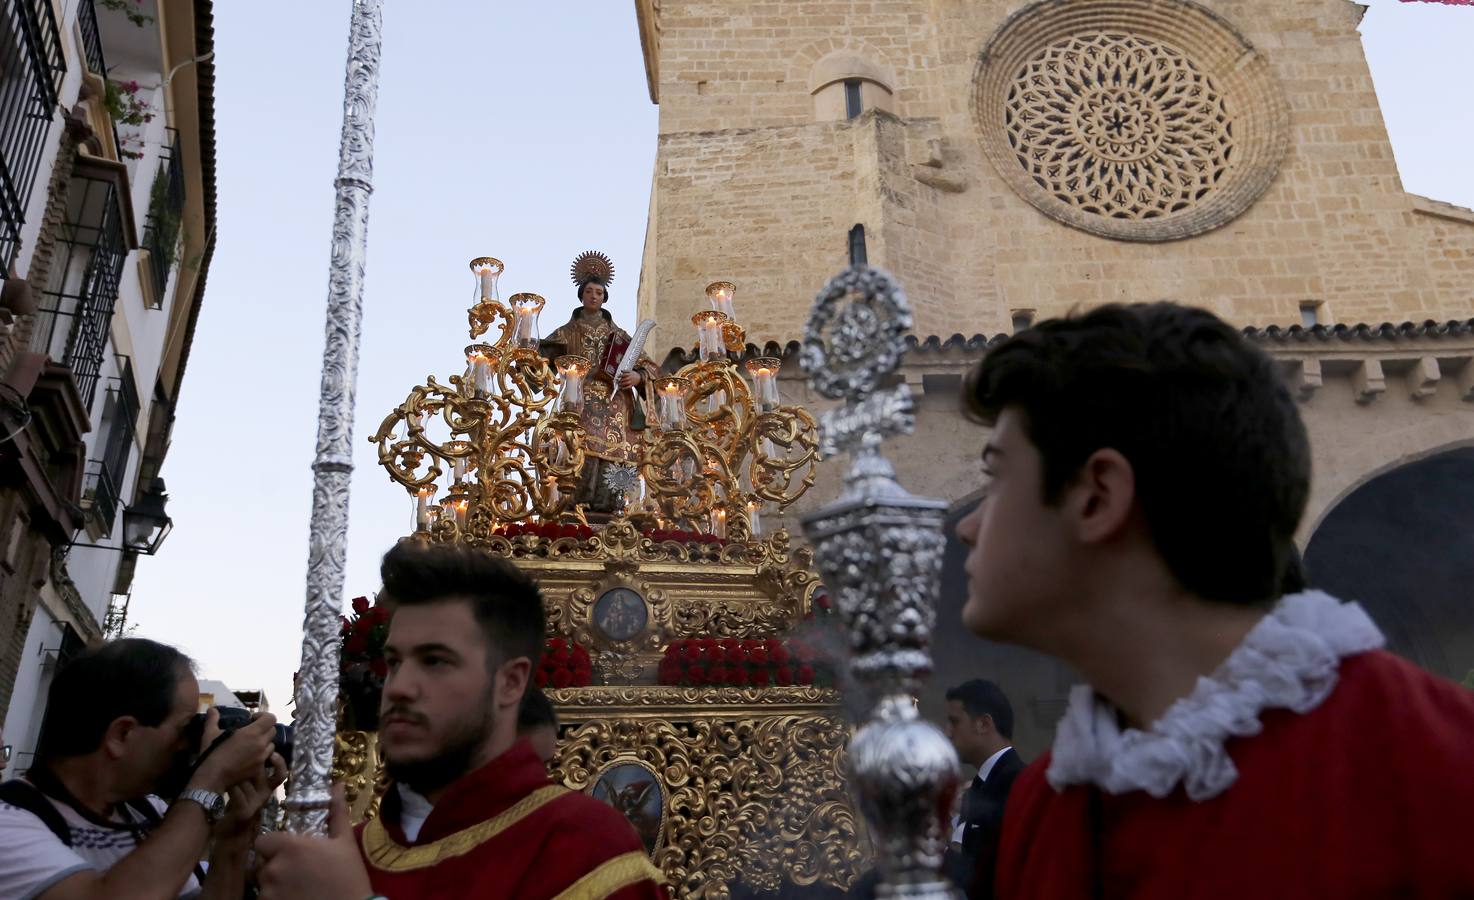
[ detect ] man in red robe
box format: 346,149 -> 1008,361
952,303 -> 1474,899
256,542 -> 666,899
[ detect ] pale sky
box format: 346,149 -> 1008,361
127,0 -> 1474,716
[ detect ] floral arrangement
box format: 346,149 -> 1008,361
339,596 -> 390,730
496,521 -> 594,541
536,637 -> 593,689
657,637 -> 830,688
642,527 -> 728,546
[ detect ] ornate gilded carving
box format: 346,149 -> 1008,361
549,689 -> 864,898
974,0 -> 1289,242
333,729 -> 389,823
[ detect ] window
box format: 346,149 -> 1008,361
847,224 -> 867,266
29,172 -> 128,407
142,128 -> 185,305
844,79 -> 863,119
808,51 -> 896,122
1011,310 -> 1035,333
1299,302 -> 1322,329
82,360 -> 138,536
0,0 -> 65,268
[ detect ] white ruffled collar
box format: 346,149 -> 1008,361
1045,590 -> 1384,802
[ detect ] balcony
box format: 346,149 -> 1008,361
29,171 -> 128,407
81,458 -> 120,535
0,0 -> 66,268
140,128 -> 183,305
75,0 -> 106,77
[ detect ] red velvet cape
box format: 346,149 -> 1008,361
356,739 -> 667,899
993,650 -> 1474,899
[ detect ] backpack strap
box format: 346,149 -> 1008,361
0,779 -> 72,846
121,796 -> 208,887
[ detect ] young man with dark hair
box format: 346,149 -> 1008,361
0,638 -> 284,899
256,541 -> 666,899
517,687 -> 560,765
955,303 -> 1474,898
942,680 -> 1022,899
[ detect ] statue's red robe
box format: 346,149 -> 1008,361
356,740 -> 667,900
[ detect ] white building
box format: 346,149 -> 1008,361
0,0 -> 217,777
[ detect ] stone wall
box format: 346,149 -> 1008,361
637,0 -> 1474,348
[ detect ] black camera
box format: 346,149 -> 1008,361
159,707 -> 292,800
184,706 -> 294,769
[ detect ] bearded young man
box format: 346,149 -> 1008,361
954,303 -> 1474,899
256,543 -> 665,899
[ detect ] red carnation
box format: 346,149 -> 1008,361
797,664 -> 816,685
548,637 -> 567,652
775,666 -> 793,686
749,646 -> 769,665
535,669 -> 549,688
731,668 -> 749,686
751,668 -> 770,686
551,669 -> 573,689
687,665 -> 707,685
771,643 -> 789,665
351,596 -> 370,614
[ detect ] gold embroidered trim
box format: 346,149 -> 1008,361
550,850 -> 665,900
360,784 -> 568,872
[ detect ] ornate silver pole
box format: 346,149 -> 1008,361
800,267 -> 960,898
284,0 -> 384,835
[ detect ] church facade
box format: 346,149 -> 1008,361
633,0 -> 1474,754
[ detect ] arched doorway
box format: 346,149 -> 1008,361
1304,447 -> 1474,684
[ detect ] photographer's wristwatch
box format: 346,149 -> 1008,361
178,788 -> 226,825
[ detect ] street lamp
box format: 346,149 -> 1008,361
121,478 -> 172,554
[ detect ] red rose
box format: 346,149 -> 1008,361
339,616 -> 351,635
797,664 -> 816,685
344,633 -> 368,655
535,669 -> 549,688
551,669 -> 573,689
775,666 -> 793,686
371,605 -> 391,624
369,657 -> 388,678
351,596 -> 370,615
750,668 -> 770,686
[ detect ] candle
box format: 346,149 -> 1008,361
469,257 -> 503,302
654,377 -> 691,431
747,499 -> 763,538
555,355 -> 589,413
465,344 -> 495,398
509,292 -> 545,349
745,357 -> 781,412
705,281 -> 736,319
710,506 -> 727,539
692,311 -> 728,362
415,484 -> 438,531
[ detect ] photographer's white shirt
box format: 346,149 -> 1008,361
0,787 -> 203,899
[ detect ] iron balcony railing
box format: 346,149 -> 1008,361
29,173 -> 128,407
142,128 -> 184,302
75,0 -> 105,77
82,458 -> 120,534
0,0 -> 66,269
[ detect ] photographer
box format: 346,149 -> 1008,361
0,638 -> 285,899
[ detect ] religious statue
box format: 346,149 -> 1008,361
541,251 -> 659,514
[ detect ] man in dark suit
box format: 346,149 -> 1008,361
943,679 -> 1024,899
